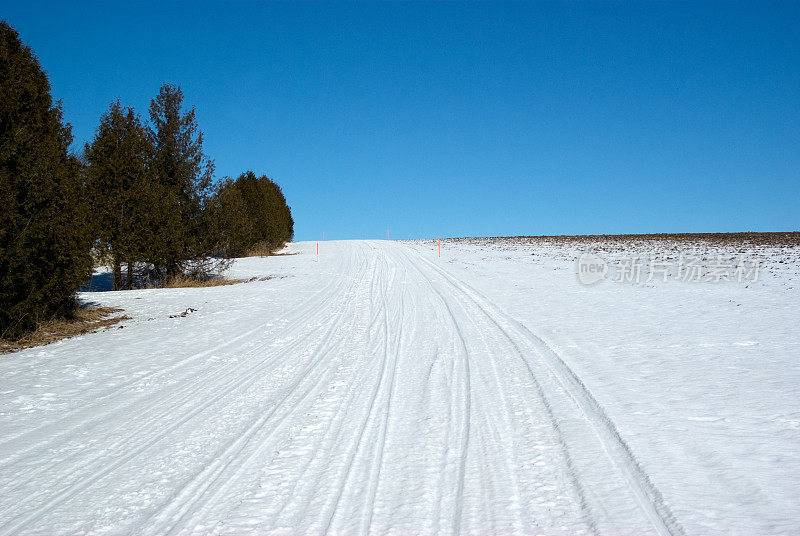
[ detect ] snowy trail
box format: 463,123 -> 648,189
0,240 -> 682,535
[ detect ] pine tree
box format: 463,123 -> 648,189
85,101 -> 154,289
208,171 -> 294,257
267,177 -> 294,247
148,84 -> 214,278
0,21 -> 92,339
207,176 -> 253,257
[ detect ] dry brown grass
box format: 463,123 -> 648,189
441,232 -> 800,247
0,306 -> 129,354
245,241 -> 277,257
158,274 -> 247,288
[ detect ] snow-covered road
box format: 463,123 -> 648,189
1,239 -> 797,535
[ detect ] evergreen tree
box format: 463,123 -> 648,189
266,176 -> 294,247
209,171 -> 294,257
0,21 -> 92,339
85,101 -> 154,289
148,84 -> 214,278
207,176 -> 253,257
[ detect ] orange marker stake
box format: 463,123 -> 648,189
438,237 -> 441,258
387,229 -> 390,241
316,241 -> 319,261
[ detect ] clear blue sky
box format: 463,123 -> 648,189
4,1 -> 799,240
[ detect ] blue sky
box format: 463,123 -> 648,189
4,1 -> 798,240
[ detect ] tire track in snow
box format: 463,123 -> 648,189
398,245 -> 591,533
0,313 -> 326,509
410,245 -> 685,536
0,246 -> 354,467
316,243 -> 403,534
0,309 -> 351,536
393,245 -> 472,535
0,246 -> 367,535
0,246 -> 359,519
140,243 -> 377,534
1,240 -> 686,535
356,253 -> 406,535
195,245 -> 391,533
263,255 -> 389,523
145,323 -> 353,536
400,244 -> 599,534
264,246 -> 386,516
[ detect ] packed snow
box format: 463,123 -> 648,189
0,238 -> 797,535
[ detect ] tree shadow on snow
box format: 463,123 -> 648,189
81,270 -> 114,292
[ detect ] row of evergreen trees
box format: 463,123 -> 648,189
210,171 -> 294,258
86,87 -> 217,289
0,22 -> 293,339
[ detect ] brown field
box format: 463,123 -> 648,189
438,231 -> 800,247
1,306 -> 129,354
158,274 -> 248,288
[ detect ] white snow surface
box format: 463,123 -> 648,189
0,238 -> 798,535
